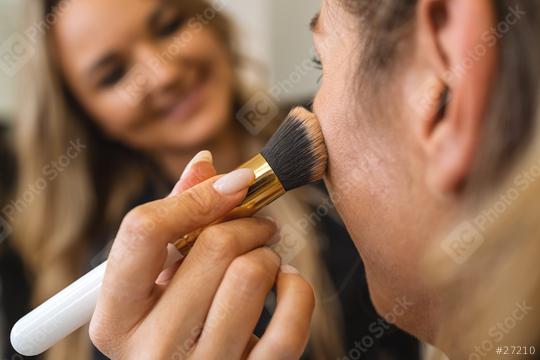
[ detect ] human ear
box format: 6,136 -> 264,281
414,0 -> 498,193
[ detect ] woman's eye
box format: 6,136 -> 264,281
98,66 -> 127,88
157,15 -> 184,37
311,55 -> 323,71
311,56 -> 323,84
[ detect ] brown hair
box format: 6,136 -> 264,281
13,0 -> 344,359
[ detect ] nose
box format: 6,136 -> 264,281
139,44 -> 180,97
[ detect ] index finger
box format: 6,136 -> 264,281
158,154 -> 218,284
96,168 -> 255,333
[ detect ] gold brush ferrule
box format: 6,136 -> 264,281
173,153 -> 286,256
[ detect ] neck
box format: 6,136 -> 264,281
153,125 -> 242,183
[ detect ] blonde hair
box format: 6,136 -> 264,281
12,0 -> 344,359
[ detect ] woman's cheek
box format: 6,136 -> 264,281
91,95 -> 143,138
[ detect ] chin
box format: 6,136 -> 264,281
323,168 -> 439,344
171,117 -> 229,148
366,266 -> 440,344
364,272 -> 411,333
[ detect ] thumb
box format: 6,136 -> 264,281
97,167 -> 255,336
170,150 -> 217,196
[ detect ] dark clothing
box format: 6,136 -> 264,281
0,125 -> 419,359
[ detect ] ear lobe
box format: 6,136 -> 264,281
416,0 -> 498,194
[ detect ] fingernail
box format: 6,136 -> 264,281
268,229 -> 281,245
263,216 -> 277,225
213,168 -> 255,195
181,150 -> 213,180
265,217 -> 281,245
281,264 -> 300,274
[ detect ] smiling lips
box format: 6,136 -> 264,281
158,61 -> 211,124
161,82 -> 206,123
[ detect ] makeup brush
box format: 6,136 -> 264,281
10,106 -> 328,356
173,106 -> 328,254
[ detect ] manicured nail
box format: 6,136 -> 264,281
280,264 -> 300,274
213,168 -> 255,195
181,150 -> 213,180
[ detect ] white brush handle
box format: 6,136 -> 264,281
10,245 -> 183,356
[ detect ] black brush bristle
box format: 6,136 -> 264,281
261,107 -> 328,191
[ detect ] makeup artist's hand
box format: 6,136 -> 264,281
90,151 -> 315,360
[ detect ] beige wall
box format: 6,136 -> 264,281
0,0 -> 24,121
222,0 -> 320,101
0,0 -> 320,121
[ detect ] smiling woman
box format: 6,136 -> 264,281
5,0 -> 365,359
52,0 -> 237,153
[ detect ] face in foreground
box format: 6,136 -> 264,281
54,0 -> 235,153
311,0 -> 498,343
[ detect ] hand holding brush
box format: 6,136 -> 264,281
11,107 -> 327,358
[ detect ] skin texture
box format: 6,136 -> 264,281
54,0 -> 237,173
311,0 -> 497,346
52,0 -> 316,357
91,157 -> 315,359
58,0 -> 500,357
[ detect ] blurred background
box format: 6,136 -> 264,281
0,0 -> 320,121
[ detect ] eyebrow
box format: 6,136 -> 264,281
87,3 -> 168,78
310,12 -> 321,33
147,3 -> 167,30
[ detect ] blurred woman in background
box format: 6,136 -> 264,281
1,0 -> 418,359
